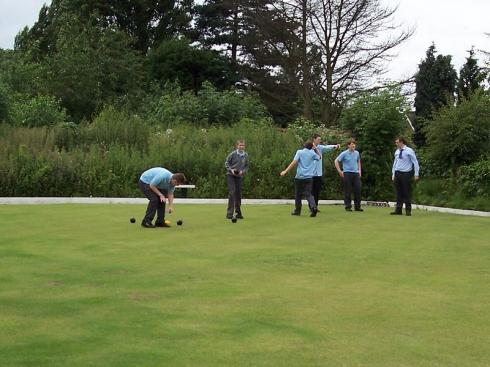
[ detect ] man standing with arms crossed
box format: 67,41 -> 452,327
391,136 -> 420,216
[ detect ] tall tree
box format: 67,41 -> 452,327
457,48 -> 487,103
15,0 -> 194,55
248,0 -> 412,124
414,44 -> 458,147
43,14 -> 146,120
195,0 -> 270,67
148,38 -> 237,93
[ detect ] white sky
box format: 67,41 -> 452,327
0,0 -> 489,80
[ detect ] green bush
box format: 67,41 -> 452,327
458,159 -> 490,198
425,91 -> 490,173
8,94 -> 67,127
144,82 -> 270,126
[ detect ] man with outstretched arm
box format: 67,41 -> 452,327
280,141 -> 320,217
312,133 -> 340,210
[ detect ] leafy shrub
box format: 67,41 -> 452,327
9,94 -> 67,127
144,82 -> 270,126
288,117 -> 348,144
458,159 -> 490,198
425,91 -> 490,173
54,106 -> 150,152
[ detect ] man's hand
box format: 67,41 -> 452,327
414,176 -> 420,181
338,171 -> 344,178
159,194 -> 166,203
280,170 -> 287,176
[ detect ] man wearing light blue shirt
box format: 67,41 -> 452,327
138,167 -> 186,228
391,137 -> 420,216
335,139 -> 363,212
280,141 -> 320,217
312,134 -> 340,209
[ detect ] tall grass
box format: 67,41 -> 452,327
0,119 -> 343,199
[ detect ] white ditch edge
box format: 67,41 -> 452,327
0,197 -> 489,217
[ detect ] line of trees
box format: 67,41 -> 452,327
0,0 -> 415,125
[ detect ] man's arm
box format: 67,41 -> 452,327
149,184 -> 166,203
167,193 -> 175,212
334,159 -> 344,178
240,154 -> 249,176
410,150 -> 420,180
280,160 -> 298,176
358,158 -> 362,178
225,152 -> 236,175
392,152 -> 397,181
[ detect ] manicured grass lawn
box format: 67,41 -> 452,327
0,204 -> 489,367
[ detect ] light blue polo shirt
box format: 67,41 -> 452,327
293,148 -> 320,179
314,144 -> 337,176
140,167 -> 175,193
336,150 -> 360,173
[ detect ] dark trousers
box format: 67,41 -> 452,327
312,176 -> 323,207
343,172 -> 361,209
139,180 -> 167,225
394,171 -> 413,213
227,174 -> 242,217
294,178 -> 317,214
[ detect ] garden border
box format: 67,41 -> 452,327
0,197 -> 488,217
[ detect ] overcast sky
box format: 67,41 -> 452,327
0,0 -> 488,80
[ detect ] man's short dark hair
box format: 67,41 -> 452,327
312,133 -> 321,140
172,173 -> 186,185
346,138 -> 356,147
304,141 -> 314,149
396,136 -> 407,144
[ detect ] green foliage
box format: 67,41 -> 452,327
458,159 -> 490,198
148,38 -> 236,92
0,116 -> 343,200
54,106 -> 150,152
414,44 -> 458,147
413,177 -> 490,211
43,16 -> 146,121
288,117 -> 348,144
457,48 -> 487,103
0,83 -> 8,122
425,91 -> 490,172
341,88 -> 407,200
8,94 -> 67,127
145,81 -> 270,126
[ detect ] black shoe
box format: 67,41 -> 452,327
345,208 -> 352,212
390,211 -> 402,215
406,212 -> 412,216
236,214 -> 244,219
291,211 -> 300,216
141,221 -> 155,228
310,208 -> 318,217
354,208 -> 364,212
155,222 -> 171,228
316,209 -> 321,213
